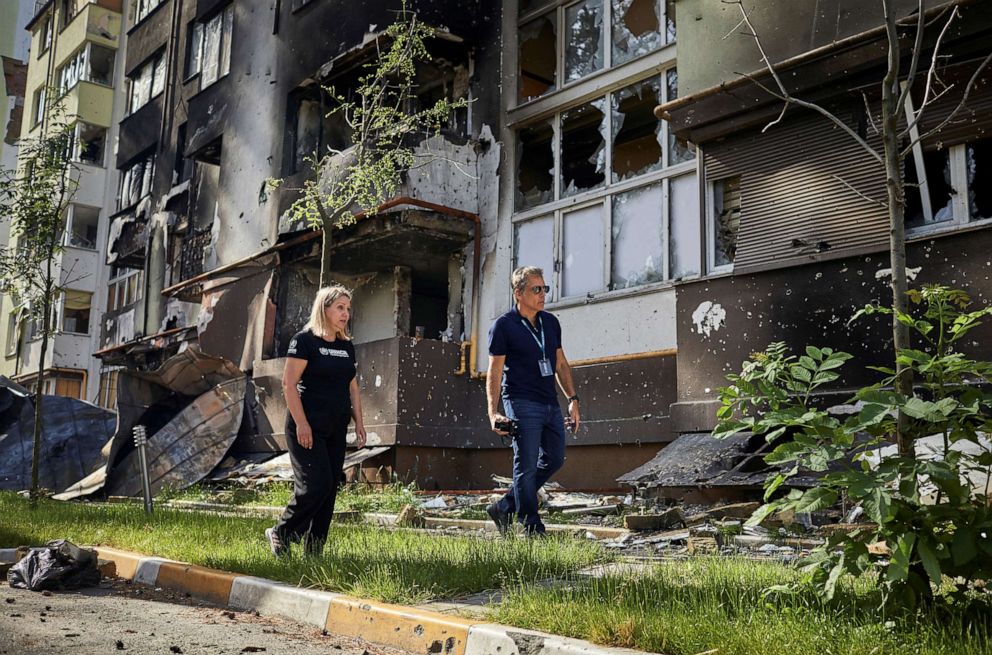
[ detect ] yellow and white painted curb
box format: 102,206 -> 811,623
87,547 -> 647,655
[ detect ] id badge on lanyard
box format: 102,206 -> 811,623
522,316 -> 555,377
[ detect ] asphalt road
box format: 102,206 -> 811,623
0,578 -> 415,655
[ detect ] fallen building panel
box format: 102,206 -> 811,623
104,377 -> 247,496
617,432 -> 822,501
57,346 -> 245,500
0,377 -> 116,493
209,446 -> 392,485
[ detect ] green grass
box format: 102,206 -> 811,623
0,491 -> 604,605
491,557 -> 992,655
157,481 -> 418,514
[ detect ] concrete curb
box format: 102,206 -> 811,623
87,547 -> 647,655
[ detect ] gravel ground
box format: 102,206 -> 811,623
0,577 -> 416,655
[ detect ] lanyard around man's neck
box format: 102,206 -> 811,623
520,313 -> 545,358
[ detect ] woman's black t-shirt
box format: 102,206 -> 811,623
287,330 -> 357,420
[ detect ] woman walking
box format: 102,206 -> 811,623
266,285 -> 367,557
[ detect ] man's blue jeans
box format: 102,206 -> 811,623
495,398 -> 566,529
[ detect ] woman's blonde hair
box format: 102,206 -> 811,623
304,285 -> 352,340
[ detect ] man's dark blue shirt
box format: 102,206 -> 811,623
488,307 -> 562,405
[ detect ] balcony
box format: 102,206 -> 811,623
171,230 -> 211,302
54,2 -> 121,66
62,80 -> 114,129
107,209 -> 148,269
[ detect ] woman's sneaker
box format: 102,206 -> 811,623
265,527 -> 287,557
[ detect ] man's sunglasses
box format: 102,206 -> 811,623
528,285 -> 550,295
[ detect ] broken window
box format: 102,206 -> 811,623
134,0 -> 164,23
513,216 -> 555,295
519,13 -> 557,103
670,173 -> 700,279
75,122 -> 106,166
612,183 -> 663,289
612,79 -> 662,181
710,176 -> 741,269
97,369 -> 121,409
561,99 -> 606,197
967,138 -> 991,221
88,45 -> 115,86
61,290 -> 92,335
5,312 -> 18,357
32,86 -> 45,127
68,205 -> 99,249
904,149 -> 953,229
174,123 -> 193,184
185,21 -> 203,78
117,151 -> 156,209
107,268 -> 142,312
516,120 -> 555,210
127,51 -> 165,114
57,47 -> 86,93
197,5 -> 233,90
565,0 -> 604,83
664,0 -> 676,44
612,0 -> 662,65
666,69 -> 694,165
562,203 -> 606,296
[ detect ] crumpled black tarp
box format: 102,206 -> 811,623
0,377 -> 116,492
7,540 -> 101,591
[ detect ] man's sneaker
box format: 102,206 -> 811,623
265,527 -> 287,557
486,502 -> 511,535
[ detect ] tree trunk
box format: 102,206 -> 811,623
30,284 -> 52,499
320,221 -> 333,288
881,0 -> 915,458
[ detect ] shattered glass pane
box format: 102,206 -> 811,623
967,139 -> 991,221
201,12 -> 222,87
666,69 -> 694,165
130,62 -> 151,112
514,216 -> 555,296
562,204 -> 605,297
665,0 -> 676,44
669,173 -> 700,279
561,100 -> 606,197
612,0 -> 661,66
612,79 -> 662,182
519,13 -> 557,103
295,97 -> 321,172
152,53 -> 166,98
220,6 -> 233,77
904,149 -> 952,229
611,183 -> 663,289
712,176 -> 741,267
516,120 -> 555,210
565,0 -> 604,83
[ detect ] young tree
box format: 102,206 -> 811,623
725,0 -> 991,457
278,7 -> 467,287
0,95 -> 79,498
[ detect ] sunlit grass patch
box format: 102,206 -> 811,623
0,491 -> 604,604
491,557 -> 992,655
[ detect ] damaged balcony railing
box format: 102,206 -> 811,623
173,230 -> 211,301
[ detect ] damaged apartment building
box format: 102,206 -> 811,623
0,0 -> 126,404
86,0 -> 696,491
620,0 -> 992,499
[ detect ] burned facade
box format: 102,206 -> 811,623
82,0 -> 698,491
655,0 -> 992,469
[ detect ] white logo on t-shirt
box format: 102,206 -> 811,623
319,347 -> 350,357
288,338 -> 298,354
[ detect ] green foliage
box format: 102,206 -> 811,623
716,285 -> 992,608
283,6 -> 467,232
0,96 -> 78,335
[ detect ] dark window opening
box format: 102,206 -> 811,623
561,100 -> 606,197
564,0 -> 604,83
174,123 -> 193,184
77,122 -> 106,166
612,0 -> 662,65
712,176 -> 741,267
516,120 -> 554,210
519,13 -> 557,103
613,79 -> 662,181
967,138 -> 991,221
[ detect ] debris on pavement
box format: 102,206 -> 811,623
7,540 -> 100,592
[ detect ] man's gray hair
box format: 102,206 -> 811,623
511,266 -> 544,292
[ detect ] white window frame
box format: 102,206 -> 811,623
189,5 -> 234,92
517,0 -> 674,107
60,290 -> 93,336
906,140 -> 992,238
512,64 -> 697,304
706,176 -> 739,275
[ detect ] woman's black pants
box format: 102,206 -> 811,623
274,412 -> 351,553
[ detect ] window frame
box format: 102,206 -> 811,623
517,0 -> 674,107
906,140 -> 992,238
188,4 -> 234,94
31,86 -> 46,128
705,175 -> 740,275
60,290 -> 93,336
125,50 -> 166,115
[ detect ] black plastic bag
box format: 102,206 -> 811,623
7,540 -> 100,591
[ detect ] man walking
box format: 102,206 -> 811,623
486,266 -> 581,536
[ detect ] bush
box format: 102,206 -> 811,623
715,285 -> 992,607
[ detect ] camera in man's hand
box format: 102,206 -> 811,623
494,418 -> 520,438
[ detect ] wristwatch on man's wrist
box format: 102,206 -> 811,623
567,394 -> 580,403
